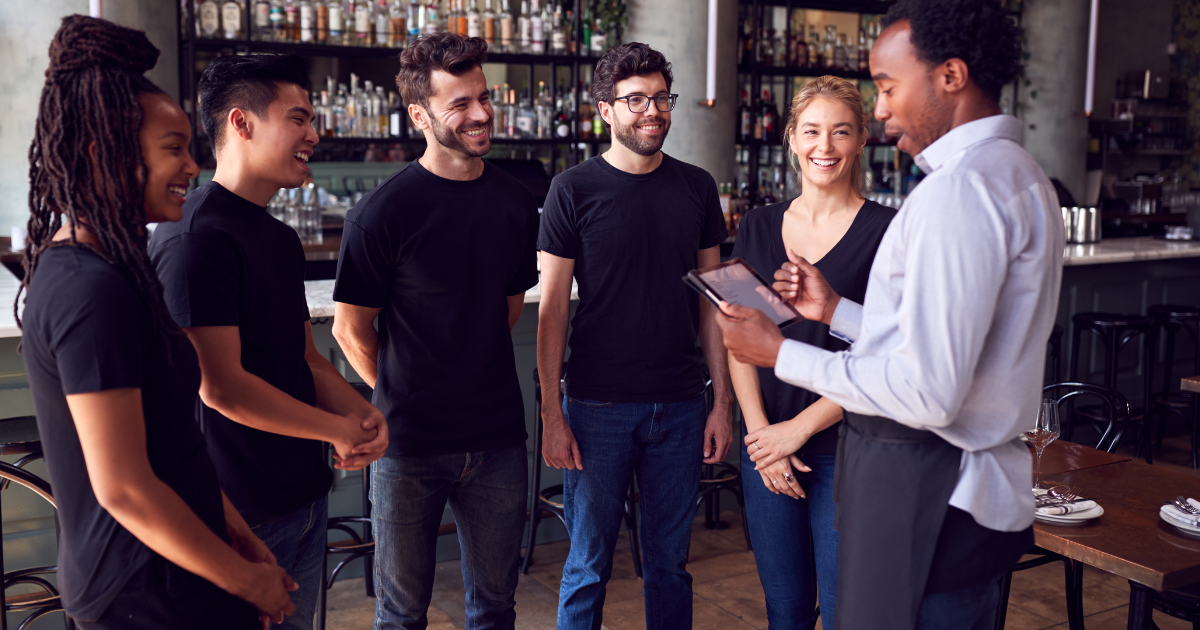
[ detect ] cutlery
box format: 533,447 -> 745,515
1176,496 -> 1200,515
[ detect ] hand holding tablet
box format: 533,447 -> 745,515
683,258 -> 802,327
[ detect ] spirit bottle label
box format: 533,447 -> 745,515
300,4 -> 315,41
199,1 -> 221,36
222,2 -> 242,38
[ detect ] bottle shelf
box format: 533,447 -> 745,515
753,0 -> 893,12
737,63 -> 872,81
314,135 -> 605,146
189,37 -> 598,65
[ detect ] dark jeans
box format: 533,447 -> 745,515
557,395 -> 706,630
251,495 -> 329,630
916,577 -> 1001,630
87,555 -> 259,629
371,443 -> 528,630
740,449 -> 838,630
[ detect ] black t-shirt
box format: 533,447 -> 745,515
538,154 -> 729,403
149,181 -> 331,526
20,246 -> 227,622
731,199 -> 896,456
334,160 -> 539,457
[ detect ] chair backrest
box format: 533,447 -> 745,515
1043,382 -> 1132,452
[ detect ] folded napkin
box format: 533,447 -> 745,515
1036,500 -> 1097,517
1161,498 -> 1200,526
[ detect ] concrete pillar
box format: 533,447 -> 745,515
624,0 -> 738,184
0,0 -> 178,234
1020,0 -> 1089,203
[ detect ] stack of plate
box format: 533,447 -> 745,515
1160,505 -> 1200,538
1035,504 -> 1104,526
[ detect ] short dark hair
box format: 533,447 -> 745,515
882,0 -> 1022,102
591,42 -> 674,107
395,32 -> 488,108
198,54 -> 310,152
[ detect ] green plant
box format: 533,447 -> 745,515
593,0 -> 627,48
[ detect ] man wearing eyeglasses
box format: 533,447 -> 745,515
537,42 -> 732,630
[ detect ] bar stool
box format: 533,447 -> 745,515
521,367 -> 643,577
1068,312 -> 1156,461
691,371 -> 751,550
1046,324 -> 1064,385
0,416 -> 71,630
1148,304 -> 1200,467
317,382 -> 376,630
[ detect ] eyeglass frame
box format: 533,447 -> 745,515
610,93 -> 680,113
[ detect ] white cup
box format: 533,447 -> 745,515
10,225 -> 26,251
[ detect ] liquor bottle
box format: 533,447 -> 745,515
505,87 -> 516,138
284,0 -> 299,41
375,86 -> 388,137
793,28 -> 807,69
834,32 -> 848,70
353,0 -> 372,45
857,29 -> 869,72
424,0 -> 440,36
498,0 -> 512,51
320,90 -> 335,136
578,86 -> 593,140
334,86 -> 348,137
492,85 -> 506,137
408,0 -> 421,41
581,7 -> 591,56
821,25 -> 835,69
762,89 -> 777,138
482,0 -> 496,46
254,0 -> 271,40
590,16 -> 605,54
752,91 -> 763,140
774,29 -> 786,67
553,93 -> 571,138
549,2 -> 566,53
270,0 -> 287,41
220,0 -> 244,39
348,74 -> 360,135
299,0 -> 316,42
563,8 -> 573,54
529,0 -> 544,54
807,27 -> 821,69
388,92 -> 404,136
375,0 -> 390,46
315,0 -> 328,41
311,91 -> 325,135
516,88 -> 535,138
535,81 -> 550,138
198,0 -> 221,37
328,0 -> 344,43
467,0 -> 481,38
739,90 -> 751,142
592,102 -> 605,139
456,0 -> 468,36
517,0 -> 531,53
390,0 -> 407,46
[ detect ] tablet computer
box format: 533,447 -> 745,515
683,258 -> 803,328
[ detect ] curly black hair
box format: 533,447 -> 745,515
199,54 -> 310,153
882,0 -> 1022,102
591,42 -> 673,106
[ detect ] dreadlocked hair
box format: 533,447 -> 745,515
20,15 -> 178,344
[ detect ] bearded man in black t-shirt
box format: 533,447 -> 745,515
332,33 -> 539,630
537,43 -> 733,630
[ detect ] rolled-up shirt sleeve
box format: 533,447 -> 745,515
774,175 -> 1009,431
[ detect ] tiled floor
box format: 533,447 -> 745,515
324,425 -> 1200,629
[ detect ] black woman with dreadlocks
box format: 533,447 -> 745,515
18,15 -> 298,629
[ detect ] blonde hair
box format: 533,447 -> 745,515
782,75 -> 869,196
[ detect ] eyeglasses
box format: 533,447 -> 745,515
611,93 -> 679,113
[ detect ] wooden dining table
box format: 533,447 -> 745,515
1183,375 -> 1200,394
1033,440 -> 1200,629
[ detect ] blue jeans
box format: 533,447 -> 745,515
557,395 -> 706,630
371,444 -> 528,630
740,448 -> 838,630
251,496 -> 329,630
916,577 -> 1001,630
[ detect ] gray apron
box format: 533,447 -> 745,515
833,412 -> 964,630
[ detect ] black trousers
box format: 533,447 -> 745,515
83,555 -> 259,630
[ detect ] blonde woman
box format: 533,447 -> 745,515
730,76 -> 897,630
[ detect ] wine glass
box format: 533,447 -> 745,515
1026,399 -> 1061,490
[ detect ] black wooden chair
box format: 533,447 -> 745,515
1148,304 -> 1200,467
317,382 -> 377,630
1045,382 -> 1133,454
1068,312 -> 1156,461
996,549 -> 1085,630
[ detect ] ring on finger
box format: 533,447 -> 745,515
753,441 -> 761,451
784,473 -> 795,483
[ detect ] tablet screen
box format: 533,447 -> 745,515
692,259 -> 801,327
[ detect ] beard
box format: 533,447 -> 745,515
428,116 -> 491,157
611,115 -> 670,157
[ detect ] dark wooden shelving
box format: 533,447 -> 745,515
314,135 -> 604,147
738,63 -> 872,81
191,38 -> 597,66
755,0 -> 893,11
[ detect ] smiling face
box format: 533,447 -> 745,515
869,20 -> 952,156
137,92 -> 200,223
417,66 -> 492,158
603,73 -> 671,157
241,82 -> 318,189
789,96 -> 864,192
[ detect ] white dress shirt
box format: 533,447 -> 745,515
775,115 -> 1064,532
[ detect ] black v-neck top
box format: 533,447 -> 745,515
731,198 -> 897,455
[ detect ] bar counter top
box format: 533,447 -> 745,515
1064,236 -> 1200,266
304,278 -> 578,319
